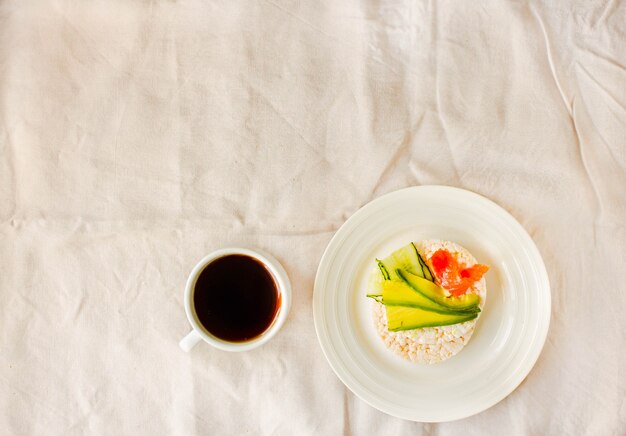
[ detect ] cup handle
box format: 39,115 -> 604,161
179,330 -> 202,352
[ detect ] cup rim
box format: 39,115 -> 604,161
184,247 -> 292,352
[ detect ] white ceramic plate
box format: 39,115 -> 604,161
313,186 -> 551,422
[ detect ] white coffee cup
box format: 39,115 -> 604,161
179,247 -> 291,352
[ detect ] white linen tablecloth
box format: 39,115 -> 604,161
1,1 -> 624,434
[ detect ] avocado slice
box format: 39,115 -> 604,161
382,281 -> 479,315
396,269 -> 480,311
386,305 -> 478,331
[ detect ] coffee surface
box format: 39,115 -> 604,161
193,254 -> 280,342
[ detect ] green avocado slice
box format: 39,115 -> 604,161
382,281 -> 479,315
397,269 -> 480,311
386,305 -> 478,331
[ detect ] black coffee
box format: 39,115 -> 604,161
193,254 -> 280,342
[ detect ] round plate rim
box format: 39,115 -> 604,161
312,185 -> 551,422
